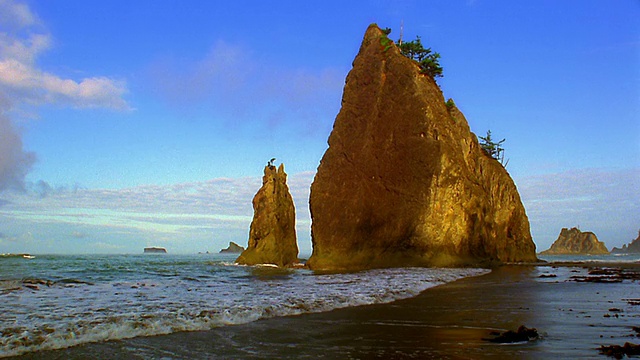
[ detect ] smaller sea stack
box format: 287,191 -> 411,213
540,227 -> 609,255
219,242 -> 245,253
236,163 -> 299,267
611,229 -> 640,254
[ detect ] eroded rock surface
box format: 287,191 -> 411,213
236,164 -> 299,267
540,227 -> 609,255
219,242 -> 245,254
307,24 -> 537,270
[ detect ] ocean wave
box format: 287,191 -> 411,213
0,263 -> 487,357
538,254 -> 640,264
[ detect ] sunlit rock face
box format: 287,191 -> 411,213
307,24 -> 537,270
219,242 -> 244,253
540,227 -> 609,255
236,164 -> 299,267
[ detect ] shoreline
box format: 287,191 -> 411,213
13,263 -> 640,359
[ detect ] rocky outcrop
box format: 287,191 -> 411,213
236,164 -> 299,267
540,227 -> 609,255
144,247 -> 167,254
306,24 -> 537,270
611,229 -> 640,254
219,242 -> 245,253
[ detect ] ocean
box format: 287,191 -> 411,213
0,253 -> 488,358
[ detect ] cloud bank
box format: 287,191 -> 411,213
0,171 -> 314,254
0,0 -> 129,192
0,114 -> 35,190
516,168 -> 640,251
1,168 -> 637,255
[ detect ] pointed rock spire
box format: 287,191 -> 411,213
236,163 -> 299,267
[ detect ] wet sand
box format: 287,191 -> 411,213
15,264 -> 640,359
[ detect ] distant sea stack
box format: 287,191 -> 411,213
611,229 -> 640,254
540,228 -> 609,255
307,24 -> 537,270
144,247 -> 167,254
219,242 -> 245,254
236,163 -> 299,267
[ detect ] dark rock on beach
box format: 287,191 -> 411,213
236,163 -> 299,267
307,24 -> 537,270
484,325 -> 539,343
599,342 -> 640,359
540,227 -> 609,255
570,267 -> 640,283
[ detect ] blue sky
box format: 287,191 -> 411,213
0,0 -> 638,255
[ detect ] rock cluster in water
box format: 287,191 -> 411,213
306,24 -> 537,270
236,164 -> 299,267
611,229 -> 640,254
540,227 -> 609,255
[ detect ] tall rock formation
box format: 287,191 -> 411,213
307,24 -> 537,270
540,227 -> 609,255
611,229 -> 640,254
236,163 -> 299,267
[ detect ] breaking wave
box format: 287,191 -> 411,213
0,255 -> 487,357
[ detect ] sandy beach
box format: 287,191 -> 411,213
13,263 -> 640,359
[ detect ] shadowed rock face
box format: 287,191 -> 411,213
307,24 -> 537,270
611,230 -> 640,254
236,164 -> 299,267
540,227 -> 609,255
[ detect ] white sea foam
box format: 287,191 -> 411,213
0,255 -> 488,357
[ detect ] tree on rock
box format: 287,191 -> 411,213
479,130 -> 508,166
399,36 -> 443,79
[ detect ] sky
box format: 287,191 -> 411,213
0,0 -> 638,256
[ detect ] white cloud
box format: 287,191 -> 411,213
0,55 -> 129,110
0,0 -> 129,111
6,167 -> 636,255
0,171 -> 315,253
0,114 -> 35,191
0,0 -> 130,192
516,168 -> 640,250
0,0 -> 38,30
0,32 -> 50,64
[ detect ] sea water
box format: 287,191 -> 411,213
537,253 -> 640,263
0,254 -> 487,357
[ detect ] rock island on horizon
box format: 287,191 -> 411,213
540,227 -> 609,255
219,242 -> 245,254
144,247 -> 167,254
611,229 -> 640,254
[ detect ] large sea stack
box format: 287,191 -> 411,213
307,24 -> 537,270
236,163 -> 299,267
540,227 -> 609,255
